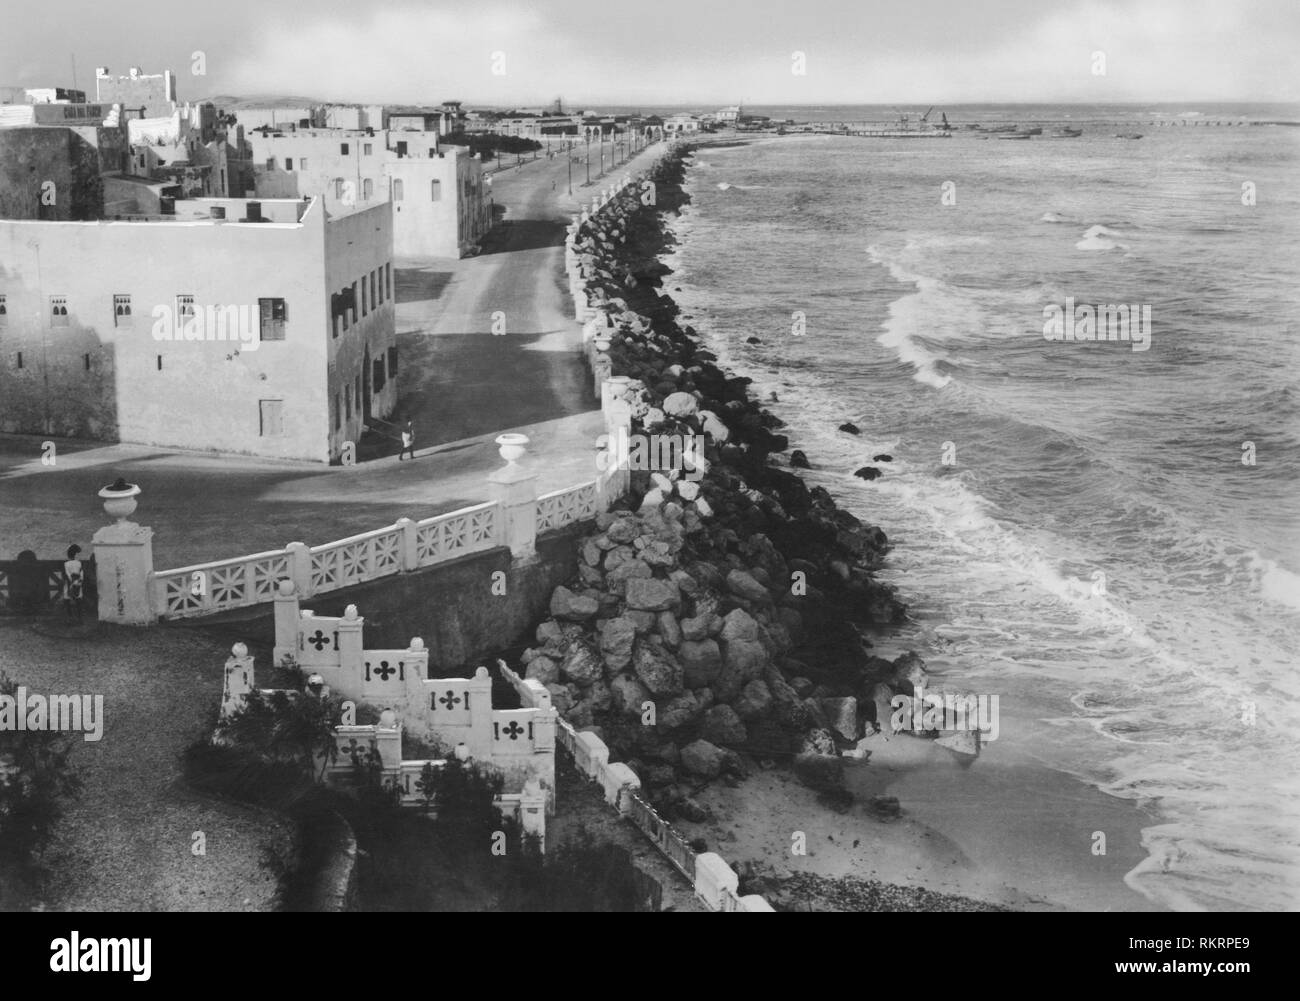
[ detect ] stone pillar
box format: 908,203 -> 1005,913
92,480 -> 156,625
337,603 -> 364,687
520,776 -> 547,850
222,642 -> 255,718
488,434 -> 538,561
272,579 -> 300,665
396,517 -> 419,571
286,540 -> 312,596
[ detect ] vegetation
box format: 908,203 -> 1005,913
440,132 -> 542,161
0,673 -> 85,909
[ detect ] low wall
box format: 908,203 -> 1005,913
205,528 -> 585,673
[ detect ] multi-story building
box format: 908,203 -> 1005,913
0,104 -> 130,220
663,114 -> 701,133
94,66 -> 177,118
246,127 -> 490,258
0,197 -> 396,462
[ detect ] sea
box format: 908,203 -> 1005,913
658,103 -> 1300,911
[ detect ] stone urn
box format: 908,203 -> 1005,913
494,433 -> 529,467
593,333 -> 612,353
98,477 -> 140,523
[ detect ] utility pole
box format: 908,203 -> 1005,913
585,131 -> 590,185
567,138 -> 572,195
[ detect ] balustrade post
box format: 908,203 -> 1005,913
92,478 -> 157,625
488,434 -> 538,560
396,517 -> 419,571
286,540 -> 312,596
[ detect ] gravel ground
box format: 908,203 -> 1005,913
0,618 -> 293,911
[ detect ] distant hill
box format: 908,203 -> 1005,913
196,94 -> 330,108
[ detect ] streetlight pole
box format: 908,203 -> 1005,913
567,136 -> 572,195
585,131 -> 590,185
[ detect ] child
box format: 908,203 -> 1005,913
62,544 -> 84,622
399,422 -> 416,461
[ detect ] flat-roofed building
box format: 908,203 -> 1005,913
0,197 -> 396,462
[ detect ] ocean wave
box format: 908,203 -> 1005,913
1076,224 -> 1130,251
1040,211 -> 1080,224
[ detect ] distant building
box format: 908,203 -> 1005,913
245,128 -> 490,257
0,197 -> 397,462
94,66 -> 177,119
663,114 -> 701,133
716,105 -> 741,123
231,106 -> 326,132
0,105 -> 130,220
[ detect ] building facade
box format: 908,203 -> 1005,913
0,197 -> 396,462
94,66 -> 177,118
246,128 -> 490,257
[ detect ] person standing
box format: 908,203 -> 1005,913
62,544 -> 85,622
399,421 -> 416,461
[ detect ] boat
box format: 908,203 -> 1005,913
998,132 -> 1032,140
1050,127 -> 1083,137
1020,126 -> 1043,135
1115,132 -> 1144,139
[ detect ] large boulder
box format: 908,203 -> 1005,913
605,558 -> 653,596
680,614 -> 712,642
663,391 -> 699,417
598,616 -> 638,671
678,638 -> 722,688
656,690 -> 703,730
680,739 -> 725,779
701,705 -> 748,746
609,674 -> 651,717
722,639 -> 768,681
726,569 -> 770,604
890,652 -> 927,694
656,610 -> 682,648
719,608 -> 759,644
633,642 -> 684,696
560,643 -> 603,687
524,655 -> 560,687
546,582 -> 595,618
801,727 -> 839,756
625,577 -> 680,612
818,697 -> 859,743
734,679 -> 773,721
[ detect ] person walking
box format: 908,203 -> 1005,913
62,544 -> 85,623
399,421 -> 416,461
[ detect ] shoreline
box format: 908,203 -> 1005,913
548,142 -> 1161,911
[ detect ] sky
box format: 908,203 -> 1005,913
3,0 -> 1298,108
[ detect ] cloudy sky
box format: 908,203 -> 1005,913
5,0 -> 1297,107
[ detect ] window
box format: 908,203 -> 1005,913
395,140 -> 408,158
266,157 -> 276,170
16,351 -> 22,369
177,295 -> 195,324
345,385 -> 351,419
373,356 -> 385,393
370,270 -> 377,309
334,178 -> 345,200
429,148 -> 436,157
431,179 -> 441,201
340,143 -> 349,155
363,143 -> 372,156
363,178 -> 373,200
285,157 -> 294,170
50,296 -> 69,327
258,298 -> 287,341
392,178 -> 404,201
334,394 -> 341,430
299,158 -> 307,171
113,294 -> 132,328
361,275 -> 368,317
387,346 -> 398,377
84,353 -> 91,371
351,282 -> 358,324
259,399 -> 285,437
355,375 -> 361,413
386,263 -> 392,300
156,354 -> 162,371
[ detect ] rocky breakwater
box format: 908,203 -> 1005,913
531,147 -> 931,822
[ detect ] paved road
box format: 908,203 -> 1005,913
0,149 -> 672,568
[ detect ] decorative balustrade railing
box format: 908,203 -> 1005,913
536,481 -> 600,533
414,502 -> 499,566
153,548 -> 291,618
310,524 -> 405,593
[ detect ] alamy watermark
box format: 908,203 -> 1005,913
151,304 -> 260,351
596,427 -> 705,481
0,688 -> 104,741
1043,297 -> 1151,352
890,686 -> 1000,741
